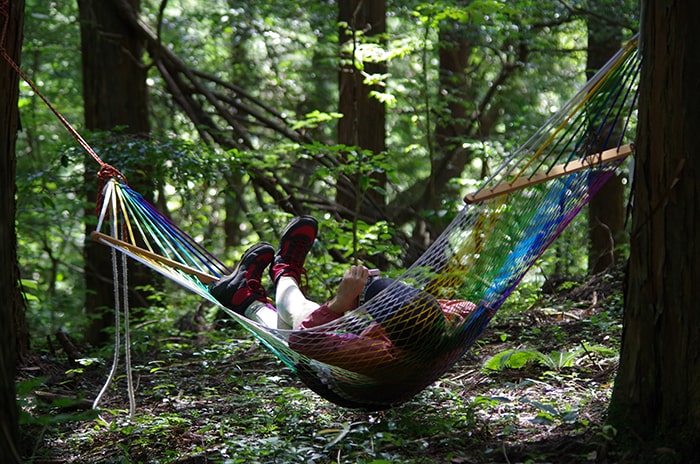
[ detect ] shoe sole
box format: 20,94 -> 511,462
277,216 -> 318,254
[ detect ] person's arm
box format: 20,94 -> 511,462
292,265 -> 370,328
326,264 -> 368,315
288,266 -> 399,372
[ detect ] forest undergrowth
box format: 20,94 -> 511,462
18,265 -> 627,464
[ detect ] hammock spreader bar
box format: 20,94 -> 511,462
90,231 -> 218,284
464,143 -> 634,204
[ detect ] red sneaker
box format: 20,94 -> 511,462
270,216 -> 318,285
210,242 -> 274,314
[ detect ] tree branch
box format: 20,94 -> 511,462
109,0 -> 308,147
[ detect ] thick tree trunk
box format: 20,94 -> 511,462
608,1 -> 700,458
0,0 -> 27,460
78,0 -> 154,345
586,20 -> 626,274
336,0 -> 387,220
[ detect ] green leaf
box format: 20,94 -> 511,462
291,110 -> 343,130
483,348 -> 540,371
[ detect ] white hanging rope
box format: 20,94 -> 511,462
121,250 -> 136,415
92,187 -> 138,417
91,245 -> 121,412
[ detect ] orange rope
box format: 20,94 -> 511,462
1,0 -> 125,185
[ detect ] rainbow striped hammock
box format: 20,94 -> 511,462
92,37 -> 639,410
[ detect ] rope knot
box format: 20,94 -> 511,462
96,164 -> 128,215
98,164 -> 128,185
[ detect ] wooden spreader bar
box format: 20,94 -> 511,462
90,231 -> 218,284
464,144 -> 633,204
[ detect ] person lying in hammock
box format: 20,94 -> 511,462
210,216 -> 477,378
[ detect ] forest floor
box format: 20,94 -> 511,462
18,265 -> 638,464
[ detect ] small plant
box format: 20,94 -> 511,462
483,343 -> 617,372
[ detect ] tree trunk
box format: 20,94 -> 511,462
0,0 -> 28,460
586,18 -> 625,274
608,1 -> 700,458
336,0 -> 387,220
78,0 -> 155,345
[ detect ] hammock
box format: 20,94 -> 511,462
91,36 -> 639,410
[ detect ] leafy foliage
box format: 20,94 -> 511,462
16,0 -> 638,338
483,344 -> 617,372
13,0 -> 639,460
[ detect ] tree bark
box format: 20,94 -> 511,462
608,1 -> 700,458
0,0 -> 28,460
78,0 -> 155,345
586,18 -> 625,274
336,0 -> 387,220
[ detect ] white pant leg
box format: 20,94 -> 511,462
275,276 -> 320,329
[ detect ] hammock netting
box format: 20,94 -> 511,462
92,36 -> 640,410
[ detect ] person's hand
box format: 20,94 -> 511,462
328,265 -> 369,314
